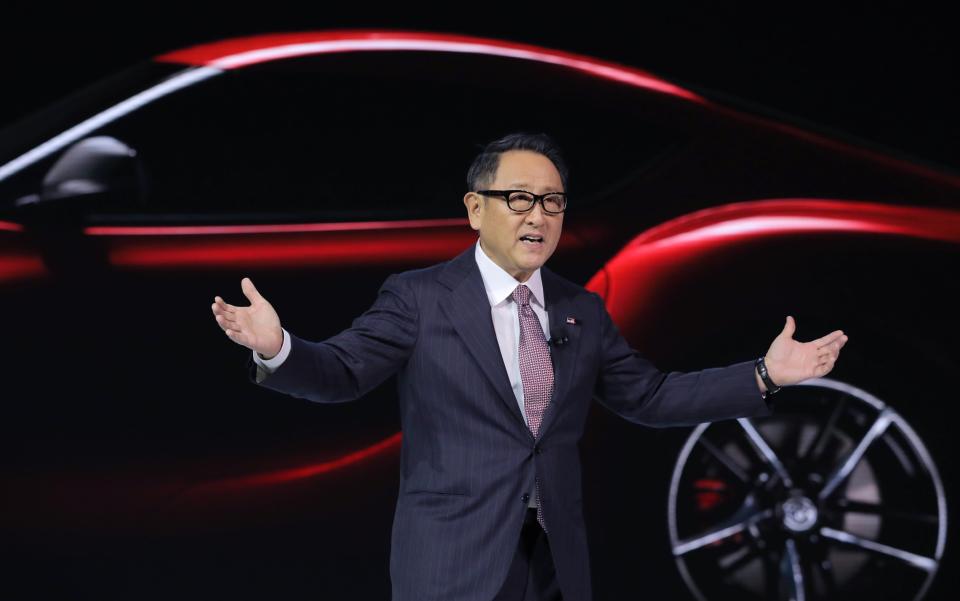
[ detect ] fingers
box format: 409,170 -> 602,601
813,347 -> 836,373
812,334 -> 847,380
219,316 -> 250,348
212,290 -> 249,348
816,354 -> 836,375
816,334 -> 848,353
813,329 -> 845,347
816,337 -> 845,363
817,337 -> 843,354
818,348 -> 837,365
214,312 -> 240,330
212,296 -> 241,333
212,295 -> 236,313
212,305 -> 240,337
212,297 -> 238,325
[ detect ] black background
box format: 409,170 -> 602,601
1,2 -> 957,172
2,4 -> 957,599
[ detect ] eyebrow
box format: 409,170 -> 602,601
504,183 -> 564,192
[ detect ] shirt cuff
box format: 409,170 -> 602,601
251,327 -> 290,373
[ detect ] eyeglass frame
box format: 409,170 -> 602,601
475,189 -> 568,214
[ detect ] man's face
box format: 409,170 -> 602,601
463,150 -> 565,283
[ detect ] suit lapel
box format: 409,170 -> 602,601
536,266 -> 582,442
437,245 -> 584,440
438,246 -> 526,428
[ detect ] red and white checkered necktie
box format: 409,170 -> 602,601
512,283 -> 554,533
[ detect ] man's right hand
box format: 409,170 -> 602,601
212,277 -> 283,359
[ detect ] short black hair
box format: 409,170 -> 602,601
466,132 -> 569,193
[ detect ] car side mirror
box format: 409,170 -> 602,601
15,135 -> 147,222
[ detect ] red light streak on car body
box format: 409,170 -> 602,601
0,255 -> 46,282
85,218 -> 584,269
0,221 -> 43,283
155,30 -> 702,102
85,218 -> 472,268
198,432 -> 403,492
591,198 -> 960,318
100,231 -> 475,268
84,217 -> 469,236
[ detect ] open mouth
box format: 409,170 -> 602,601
519,234 -> 544,247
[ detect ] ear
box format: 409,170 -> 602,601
463,192 -> 482,231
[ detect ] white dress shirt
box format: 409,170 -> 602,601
253,239 -> 552,508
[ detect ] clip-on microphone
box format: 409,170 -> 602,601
549,325 -> 569,347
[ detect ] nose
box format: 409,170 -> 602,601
525,200 -> 547,224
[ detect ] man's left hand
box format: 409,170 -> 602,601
762,316 -> 848,388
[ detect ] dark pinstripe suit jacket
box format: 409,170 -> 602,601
247,243 -> 772,601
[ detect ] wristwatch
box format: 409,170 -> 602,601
755,356 -> 781,400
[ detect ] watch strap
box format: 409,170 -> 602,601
755,356 -> 781,396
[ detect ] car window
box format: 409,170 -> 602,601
3,51 -> 682,223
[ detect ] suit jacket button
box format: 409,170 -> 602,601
521,493 -> 530,504
534,445 -> 543,455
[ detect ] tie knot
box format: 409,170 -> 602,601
512,284 -> 531,307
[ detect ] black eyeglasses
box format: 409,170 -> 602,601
476,190 -> 567,214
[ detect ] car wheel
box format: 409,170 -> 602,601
668,378 -> 947,601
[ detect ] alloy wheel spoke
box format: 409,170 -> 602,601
801,395 -> 846,462
673,507 -> 773,556
830,498 -> 939,524
779,418 -> 807,465
820,527 -> 938,572
717,544 -> 761,575
698,436 -> 751,484
818,410 -> 892,501
738,418 -> 793,487
778,538 -> 806,601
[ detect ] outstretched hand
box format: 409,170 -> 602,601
211,277 -> 284,359
763,316 -> 848,387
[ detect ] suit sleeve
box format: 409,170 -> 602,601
245,272 -> 419,403
590,292 -> 772,427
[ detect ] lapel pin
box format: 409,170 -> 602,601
566,316 -> 578,325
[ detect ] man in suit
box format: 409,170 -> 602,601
211,132 -> 848,600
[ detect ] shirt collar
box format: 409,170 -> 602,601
474,239 -> 545,308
